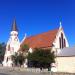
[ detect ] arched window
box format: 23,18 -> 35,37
61,33 -> 64,48
8,45 -> 10,51
7,57 -> 8,62
59,37 -> 61,49
59,33 -> 66,49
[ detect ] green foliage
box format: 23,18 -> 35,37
18,53 -> 25,65
12,53 -> 18,65
0,42 -> 6,62
21,44 -> 29,51
12,44 -> 29,66
12,52 -> 25,66
27,48 -> 55,68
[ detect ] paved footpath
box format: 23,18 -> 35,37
0,66 -> 51,75
0,66 -> 75,75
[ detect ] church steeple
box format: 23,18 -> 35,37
3,18 -> 20,67
12,19 -> 18,31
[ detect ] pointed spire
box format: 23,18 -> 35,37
59,21 -> 62,29
60,21 -> 62,28
59,17 -> 62,29
12,18 -> 18,31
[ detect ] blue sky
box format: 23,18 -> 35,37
0,0 -> 75,46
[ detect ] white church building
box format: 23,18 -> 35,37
3,19 -> 75,73
2,19 -> 20,67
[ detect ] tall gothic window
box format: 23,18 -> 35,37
61,33 -> 64,48
59,37 -> 61,49
59,33 -> 66,49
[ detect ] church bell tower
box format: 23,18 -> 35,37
3,19 -> 20,67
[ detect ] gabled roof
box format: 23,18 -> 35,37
57,47 -> 75,57
11,19 -> 18,31
21,29 -> 58,49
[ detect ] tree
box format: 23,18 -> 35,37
19,44 -> 29,57
12,44 -> 29,67
12,52 -> 18,66
18,53 -> 25,66
0,42 -> 6,63
12,52 -> 25,67
27,48 -> 55,68
20,44 -> 29,61
21,44 -> 29,52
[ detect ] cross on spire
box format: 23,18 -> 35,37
11,18 -> 18,31
59,17 -> 62,29
59,21 -> 62,28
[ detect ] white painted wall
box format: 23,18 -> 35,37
56,56 -> 75,73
